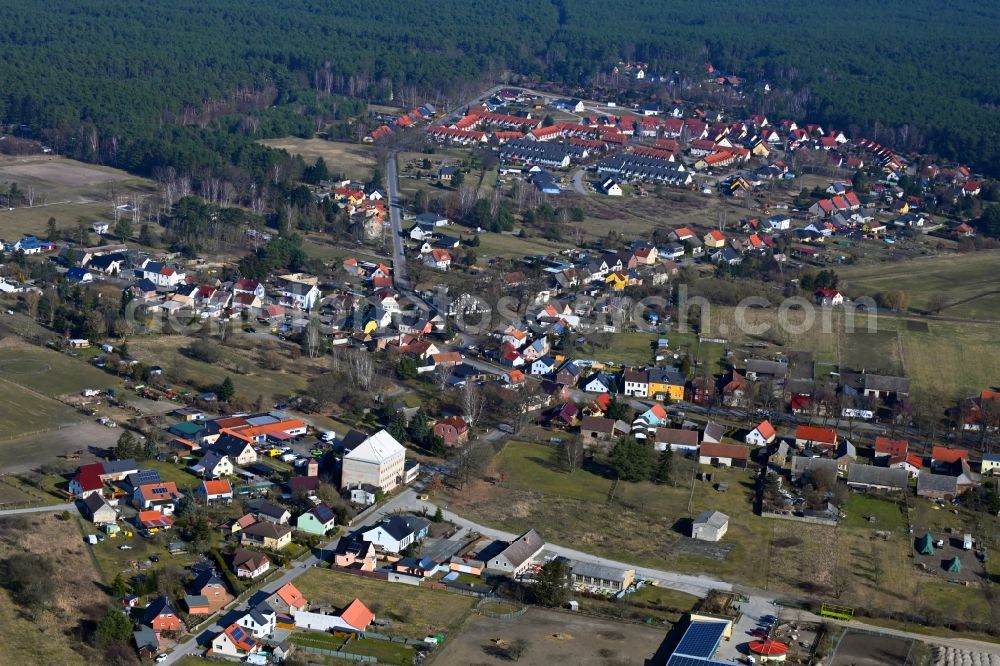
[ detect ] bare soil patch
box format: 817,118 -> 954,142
434,606 -> 666,666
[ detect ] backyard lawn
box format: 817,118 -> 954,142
294,568 -> 476,639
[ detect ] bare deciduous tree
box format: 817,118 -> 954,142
563,436 -> 584,473
461,380 -> 485,428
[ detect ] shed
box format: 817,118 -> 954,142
691,510 -> 729,542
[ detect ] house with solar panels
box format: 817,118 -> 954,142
212,622 -> 261,659
665,619 -> 733,665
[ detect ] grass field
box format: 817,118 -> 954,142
0,154 -> 154,239
127,335 -> 308,404
259,137 -> 376,182
294,568 -> 476,639
444,441 -> 770,585
898,318 -> 1000,402
0,345 -> 119,397
838,250 -> 1000,319
0,376 -> 84,440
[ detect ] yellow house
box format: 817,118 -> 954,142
605,271 -> 628,291
751,142 -> 770,158
240,522 -> 292,550
647,367 -> 686,401
703,230 -> 726,248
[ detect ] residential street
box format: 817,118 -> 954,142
386,152 -> 409,291
0,502 -> 76,516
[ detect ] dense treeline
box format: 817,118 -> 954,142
2,0 -> 999,175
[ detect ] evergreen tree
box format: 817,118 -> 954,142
388,410 -> 408,443
653,446 -> 674,484
609,436 -> 652,482
533,558 -> 570,607
218,376 -> 235,401
110,574 -> 128,598
93,607 -> 133,647
114,431 -> 140,460
432,506 -> 444,523
409,408 -> 430,444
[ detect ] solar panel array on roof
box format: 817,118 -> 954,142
246,415 -> 278,426
152,487 -> 167,495
136,470 -> 160,484
666,656 -> 732,666
231,626 -> 246,641
674,621 -> 726,658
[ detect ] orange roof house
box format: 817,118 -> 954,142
339,598 -> 375,631
795,425 -> 838,448
271,583 -> 307,613
703,229 -> 726,248
932,446 -> 969,465
874,437 -> 908,460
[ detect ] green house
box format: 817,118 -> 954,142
916,533 -> 935,555
296,502 -> 337,536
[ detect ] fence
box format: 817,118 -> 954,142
294,644 -> 376,662
359,631 -> 428,648
761,510 -> 838,527
476,597 -> 528,620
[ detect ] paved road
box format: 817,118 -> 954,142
386,153 -> 409,291
571,168 -> 590,196
0,502 -> 76,516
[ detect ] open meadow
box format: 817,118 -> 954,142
294,568 -> 476,640
0,154 -> 154,239
259,137 -> 376,182
838,250 -> 1000,320
127,335 -> 309,404
440,440 -> 771,586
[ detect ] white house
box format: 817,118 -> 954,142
600,178 -> 623,196
140,260 -> 187,288
485,529 -> 545,576
530,356 -> 557,376
212,623 -> 260,659
583,372 -> 615,394
236,603 -> 277,639
622,369 -> 649,398
277,281 -> 321,310
357,514 -> 430,554
744,420 -> 776,446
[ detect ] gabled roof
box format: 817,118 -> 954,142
874,437 -> 908,458
249,499 -> 288,520
931,446 -> 968,464
340,598 -> 375,631
498,529 -> 544,568
232,548 -> 270,570
754,420 -> 776,439
243,521 -> 291,540
273,583 -> 307,610
795,425 -> 837,444
202,479 -> 232,496
143,596 -> 177,623
307,502 -> 337,525
699,442 -> 749,460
